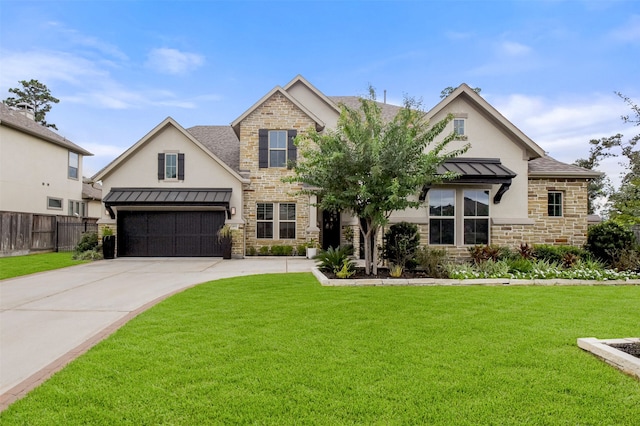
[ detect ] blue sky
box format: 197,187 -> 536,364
1,0 -> 639,182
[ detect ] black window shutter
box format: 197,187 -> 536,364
258,129 -> 268,168
158,153 -> 165,180
287,129 -> 297,169
178,153 -> 185,180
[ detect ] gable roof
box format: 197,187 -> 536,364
82,179 -> 102,200
187,125 -> 240,172
328,96 -> 403,123
92,117 -> 247,183
0,102 -> 92,156
426,83 -> 546,159
528,156 -> 602,178
230,86 -> 325,134
283,75 -> 342,115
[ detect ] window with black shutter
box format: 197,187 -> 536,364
258,129 -> 297,168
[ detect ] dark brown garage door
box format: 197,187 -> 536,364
117,211 -> 225,257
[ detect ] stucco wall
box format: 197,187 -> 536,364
98,123 -> 244,226
0,126 -> 85,215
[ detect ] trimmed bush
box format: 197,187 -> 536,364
74,232 -> 99,253
585,221 -> 637,266
533,244 -> 588,264
381,222 -> 420,271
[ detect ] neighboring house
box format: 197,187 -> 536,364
82,179 -> 103,219
92,76 -> 600,258
0,102 -> 94,217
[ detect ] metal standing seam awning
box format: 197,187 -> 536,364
102,188 -> 233,219
419,158 -> 517,204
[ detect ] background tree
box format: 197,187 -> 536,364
575,92 -> 639,224
3,79 -> 60,129
287,88 -> 468,275
572,135 -> 618,214
440,86 -> 481,99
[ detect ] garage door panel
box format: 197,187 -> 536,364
118,211 -> 225,257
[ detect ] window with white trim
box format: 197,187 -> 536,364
429,189 -> 455,245
269,131 -> 287,168
548,191 -> 563,217
453,119 -> 465,137
68,200 -> 86,217
463,190 -> 489,245
47,197 -> 63,210
257,202 -> 296,239
68,152 -> 79,179
165,153 -> 178,179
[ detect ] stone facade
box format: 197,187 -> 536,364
239,92 -> 320,252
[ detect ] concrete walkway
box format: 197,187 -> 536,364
0,257 -> 315,410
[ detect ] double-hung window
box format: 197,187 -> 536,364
429,190 -> 455,245
68,152 -> 79,179
548,191 -> 563,217
453,119 -> 465,138
463,190 -> 489,245
158,153 -> 184,180
165,153 -> 177,179
269,131 -> 287,168
257,202 -> 296,239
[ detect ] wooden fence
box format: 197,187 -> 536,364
0,211 -> 97,257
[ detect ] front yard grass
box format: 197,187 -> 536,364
2,273 -> 639,424
0,252 -> 87,280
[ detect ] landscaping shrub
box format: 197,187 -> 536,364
610,248 -> 640,272
533,244 -> 588,264
72,249 -> 103,261
315,246 -> 355,276
246,246 -> 257,256
415,246 -> 449,278
585,221 -> 637,266
517,242 -> 535,260
381,222 -> 420,271
258,246 -> 270,255
506,257 -> 534,274
468,244 -> 501,264
74,232 -> 99,253
296,244 -> 307,256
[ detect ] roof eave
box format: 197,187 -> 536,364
1,119 -> 93,156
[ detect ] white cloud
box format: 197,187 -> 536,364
500,41 -> 531,56
490,92 -> 637,186
145,48 -> 204,75
609,14 -> 640,43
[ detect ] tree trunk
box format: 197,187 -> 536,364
372,225 -> 378,275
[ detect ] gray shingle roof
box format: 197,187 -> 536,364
82,180 -> 102,200
187,125 -> 240,172
528,156 -> 602,178
328,96 -> 403,123
0,102 -> 92,156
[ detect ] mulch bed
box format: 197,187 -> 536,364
608,342 -> 640,359
323,267 -> 434,280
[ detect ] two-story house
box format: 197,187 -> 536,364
92,75 -> 599,258
0,102 -> 93,217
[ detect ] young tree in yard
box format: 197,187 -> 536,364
3,79 -> 60,129
572,135 -> 618,214
286,88 -> 468,275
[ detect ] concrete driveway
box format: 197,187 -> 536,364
0,257 -> 314,409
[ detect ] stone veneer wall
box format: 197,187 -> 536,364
492,178 -> 590,248
240,92 -> 320,252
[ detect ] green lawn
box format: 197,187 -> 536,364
0,252 -> 87,280
2,273 -> 639,424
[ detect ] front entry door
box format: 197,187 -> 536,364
322,210 -> 341,250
